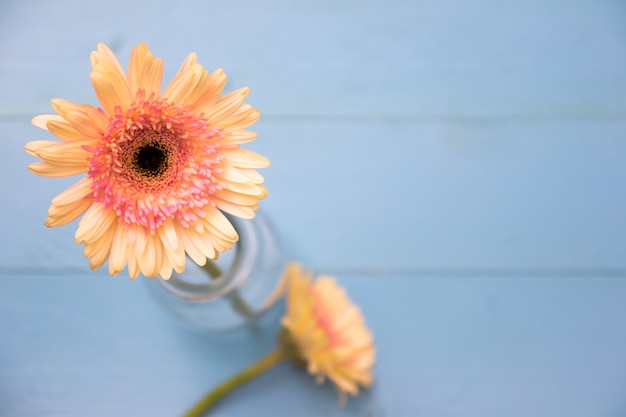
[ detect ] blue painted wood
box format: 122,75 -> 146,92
260,120 -> 626,271
1,274 -> 625,416
1,0 -> 626,415
0,0 -> 625,116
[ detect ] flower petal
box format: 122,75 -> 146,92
175,52 -> 198,77
90,43 -> 127,80
223,130 -> 258,145
46,120 -> 88,142
221,179 -> 267,197
63,110 -> 105,140
215,188 -> 263,206
45,177 -> 93,227
203,87 -> 249,123
222,148 -> 271,168
203,206 -> 238,240
180,224 -> 217,263
27,161 -> 87,177
75,203 -> 118,244
26,139 -> 92,165
191,68 -> 228,113
50,98 -> 82,119
138,233 -> 161,278
85,229 -> 115,270
157,219 -> 186,274
45,197 -> 93,228
220,108 -> 260,131
178,227 -> 209,266
127,249 -> 140,279
128,42 -> 164,98
50,177 -> 93,206
108,224 -> 129,275
90,59 -> 132,115
213,197 -> 257,219
50,99 -> 110,136
32,114 -> 65,130
161,64 -> 208,106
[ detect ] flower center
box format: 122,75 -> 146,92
123,129 -> 178,182
88,97 -> 224,232
135,143 -> 168,177
118,128 -> 182,191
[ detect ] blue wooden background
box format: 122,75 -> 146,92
1,0 -> 626,416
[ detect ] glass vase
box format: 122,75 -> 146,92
145,211 -> 285,334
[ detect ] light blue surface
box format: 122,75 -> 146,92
1,0 -> 626,416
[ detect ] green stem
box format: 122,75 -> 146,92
181,348 -> 285,417
200,259 -> 226,280
201,259 -> 257,322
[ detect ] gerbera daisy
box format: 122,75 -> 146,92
280,263 -> 376,402
181,263 -> 376,417
25,42 -> 269,279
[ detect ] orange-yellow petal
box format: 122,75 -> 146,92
222,148 -> 270,169
108,224 -> 129,275
49,99 -> 110,137
46,120 -> 88,142
191,68 -> 228,113
50,177 -> 92,207
85,228 -> 115,270
32,114 -> 88,142
90,59 -> 132,115
25,139 -> 92,165
90,43 -> 127,81
138,233 -> 160,278
27,161 -> 87,177
175,52 -> 198,77
128,42 -> 164,98
64,107 -> 109,139
223,130 -> 258,145
41,178 -> 93,227
161,63 -> 208,106
202,87 -> 249,123
32,114 -> 65,130
157,219 -> 186,273
179,224 -> 217,263
75,203 -> 118,244
219,108 -> 260,131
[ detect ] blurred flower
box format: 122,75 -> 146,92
280,263 -> 375,402
182,263 -> 376,417
25,42 -> 268,279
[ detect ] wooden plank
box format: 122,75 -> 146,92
6,119 -> 626,272
1,273 -> 625,416
259,120 -> 626,271
1,0 -> 625,116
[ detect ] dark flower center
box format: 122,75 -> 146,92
133,143 -> 169,177
116,128 -> 184,191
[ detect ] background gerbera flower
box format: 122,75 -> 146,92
25,42 -> 269,279
181,263 -> 376,416
281,263 -> 376,402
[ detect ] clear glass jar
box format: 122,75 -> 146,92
145,211 -> 286,334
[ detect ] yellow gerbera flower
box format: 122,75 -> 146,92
25,42 -> 269,279
281,263 -> 376,402
181,263 -> 376,416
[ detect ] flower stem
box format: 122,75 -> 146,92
200,259 -> 223,280
181,348 -> 285,417
201,259 -> 256,321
